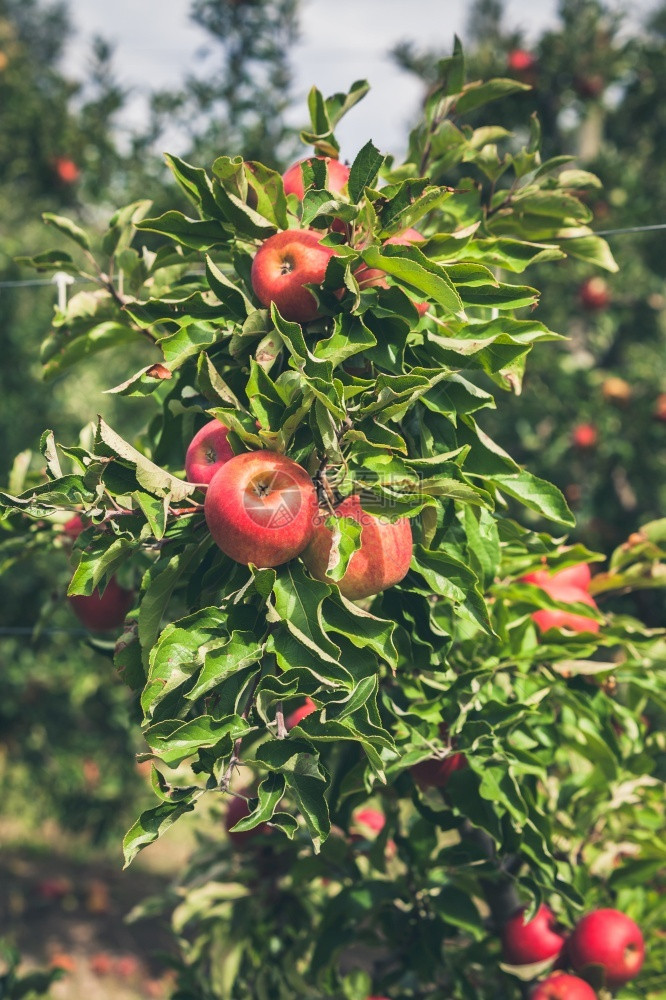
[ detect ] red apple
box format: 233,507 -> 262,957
411,751 -> 467,789
63,513 -> 85,539
355,228 -> 429,315
548,564 -> 592,591
508,49 -> 537,73
571,423 -> 598,449
224,792 -> 270,845
90,953 -> 113,976
250,228 -> 341,323
532,584 -> 600,634
282,156 -> 350,200
568,908 -> 645,989
579,277 -> 610,310
301,495 -> 412,600
531,973 -> 597,1000
204,451 -> 317,567
501,905 -> 567,966
353,807 -> 386,835
185,419 -> 234,485
53,156 -> 80,184
286,697 -> 316,730
68,576 -> 134,632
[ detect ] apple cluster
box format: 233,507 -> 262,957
501,903 -> 645,996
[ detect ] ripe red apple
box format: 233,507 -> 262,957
90,953 -> 113,976
68,576 -> 134,632
63,513 -> 85,539
579,276 -> 610,310
501,905 -> 567,966
286,697 -> 316,730
282,156 -> 350,200
355,228 -> 429,315
568,908 -> 645,989
532,584 -> 600,635
251,229 -> 341,323
571,423 -> 598,449
411,750 -> 467,789
53,156 -> 80,184
301,495 -> 412,600
353,807 -> 386,835
523,563 -> 592,592
531,973 -> 597,1000
185,419 -> 234,485
204,451 -> 317,567
507,49 -> 537,73
224,792 -> 270,845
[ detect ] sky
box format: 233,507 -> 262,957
63,0 -> 659,161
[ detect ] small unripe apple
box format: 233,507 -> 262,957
568,908 -> 645,989
531,973 -> 597,1000
53,157 -> 80,184
251,229 -> 341,323
355,228 -> 428,315
579,276 -> 610,310
602,376 -> 632,405
282,156 -> 350,200
301,495 -> 412,600
185,419 -> 234,485
571,423 -> 598,449
286,697 -> 316,730
204,451 -> 317,567
224,792 -> 271,845
507,49 -> 537,73
68,576 -> 134,632
501,905 -> 567,966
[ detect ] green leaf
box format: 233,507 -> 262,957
186,630 -> 264,703
123,799 -> 197,867
348,141 -> 385,203
455,78 -> 531,114
492,471 -> 575,527
136,211 -> 230,250
362,245 -> 464,315
42,212 -> 91,251
96,418 -> 195,502
144,714 -> 250,767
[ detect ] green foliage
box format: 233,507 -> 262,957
2,41 -> 666,1000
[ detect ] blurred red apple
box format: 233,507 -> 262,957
204,451 -> 317,567
653,393 -> 666,422
579,276 -> 610,310
250,228 -> 341,323
224,792 -> 271,845
53,156 -> 80,184
301,495 -> 412,600
90,953 -> 113,976
531,973 -> 597,999
501,904 -> 567,966
568,908 -> 645,989
63,513 -> 85,539
185,419 -> 234,485
571,423 -> 598,449
68,576 -> 134,632
507,49 -> 537,73
411,750 -> 467,789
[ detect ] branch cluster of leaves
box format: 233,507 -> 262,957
2,42 -> 666,999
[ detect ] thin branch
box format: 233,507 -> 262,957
219,672 -> 261,794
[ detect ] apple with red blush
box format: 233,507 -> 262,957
501,905 -> 567,966
282,156 -> 350,200
251,228 -> 341,323
579,277 -> 610,310
355,227 -> 429,315
507,49 -> 537,73
204,450 -> 317,568
522,563 -> 600,634
69,576 -> 134,632
301,494 -> 412,600
53,156 -> 80,184
571,423 -> 598,449
286,697 -> 316,730
567,908 -> 645,989
185,419 -> 234,485
531,973 -> 597,1000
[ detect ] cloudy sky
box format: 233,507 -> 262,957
64,0 -> 658,160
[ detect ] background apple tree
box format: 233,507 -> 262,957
2,37 -> 666,1000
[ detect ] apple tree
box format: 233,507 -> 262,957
2,43 -> 666,1000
